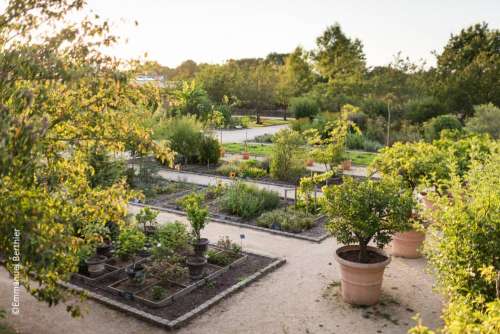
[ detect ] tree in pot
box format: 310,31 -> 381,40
116,226 -> 147,285
322,176 -> 414,305
179,193 -> 209,279
135,207 -> 159,237
370,141 -> 449,258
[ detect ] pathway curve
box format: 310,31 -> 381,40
1,207 -> 443,334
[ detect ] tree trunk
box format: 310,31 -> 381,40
358,242 -> 369,263
256,110 -> 261,125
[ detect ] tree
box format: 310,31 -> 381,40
169,80 -> 212,120
322,177 -> 414,263
0,0 -> 173,314
465,103 -> 500,139
433,23 -> 500,119
412,142 -> 500,334
313,23 -> 366,93
270,129 -> 305,181
423,114 -> 463,141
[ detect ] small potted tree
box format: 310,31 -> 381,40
370,142 -> 449,258
322,177 -> 414,305
116,226 -> 147,285
135,207 -> 159,237
179,193 -> 209,279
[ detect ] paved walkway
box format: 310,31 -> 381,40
1,207 -> 442,334
214,124 -> 288,143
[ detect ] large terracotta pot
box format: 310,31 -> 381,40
242,152 -> 250,160
341,160 -> 352,171
391,230 -> 425,258
334,245 -> 391,306
306,159 -> 314,167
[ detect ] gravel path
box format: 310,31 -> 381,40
1,206 -> 442,334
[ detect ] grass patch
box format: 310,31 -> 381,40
223,143 -> 377,166
0,323 -> 17,334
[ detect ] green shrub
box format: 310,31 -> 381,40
290,117 -> 313,133
216,162 -> 240,176
424,114 -> 462,141
465,103 -> 500,139
322,177 -> 414,263
219,182 -> 280,219
151,286 -> 167,301
216,160 -> 267,178
403,97 -> 445,124
290,96 -> 320,119
207,249 -> 232,266
270,129 -> 306,182
116,227 -> 146,260
151,222 -> 191,259
87,148 -> 126,188
253,133 -> 274,143
256,208 -> 315,233
154,115 -> 204,163
199,135 -> 221,165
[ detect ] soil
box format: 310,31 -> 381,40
136,281 -> 184,301
70,253 -> 273,320
338,249 -> 388,264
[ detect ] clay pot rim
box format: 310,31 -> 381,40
334,245 -> 391,269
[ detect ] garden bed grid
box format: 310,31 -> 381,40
130,182 -> 330,242
64,249 -> 285,330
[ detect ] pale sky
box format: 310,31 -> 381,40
3,0 -> 500,67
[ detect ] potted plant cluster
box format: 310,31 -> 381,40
322,177 -> 414,305
179,193 -> 210,280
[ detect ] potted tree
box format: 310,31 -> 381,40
179,193 -> 209,279
370,142 -> 449,258
322,177 -> 414,305
135,207 -> 159,237
116,226 -> 147,285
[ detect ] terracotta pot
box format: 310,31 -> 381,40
306,159 -> 314,167
391,230 -> 425,258
242,152 -> 250,160
334,245 -> 391,306
219,147 -> 225,157
341,160 -> 352,171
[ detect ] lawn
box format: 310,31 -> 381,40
222,143 -> 378,166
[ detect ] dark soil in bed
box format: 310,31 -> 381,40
70,253 -> 273,320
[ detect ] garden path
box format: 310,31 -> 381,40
0,206 -> 443,334
214,124 -> 288,143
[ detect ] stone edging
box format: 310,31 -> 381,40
60,257 -> 286,330
129,202 -> 330,243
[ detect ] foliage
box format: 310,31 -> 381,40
433,22 -> 500,118
424,114 -> 463,141
270,129 -> 306,182
169,80 -> 212,120
346,133 -> 382,152
253,133 -> 274,143
216,159 -> 267,179
289,96 -> 319,119
306,106 -> 360,169
178,193 -> 209,241
153,115 -> 204,164
219,182 -> 280,219
151,222 -> 191,259
256,208 -> 315,233
87,149 -> 126,188
115,227 -> 146,260
403,97 -> 445,124
135,207 -> 159,231
322,177 -> 414,263
433,132 -> 495,179
199,135 -> 221,166
151,286 -> 167,301
297,170 -> 336,214
370,141 -> 449,191
0,0 -> 174,313
465,103 -> 500,139
413,145 -> 500,333
216,236 -> 242,254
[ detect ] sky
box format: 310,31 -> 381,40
3,0 -> 500,68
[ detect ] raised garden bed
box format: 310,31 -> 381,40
66,248 -> 285,330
